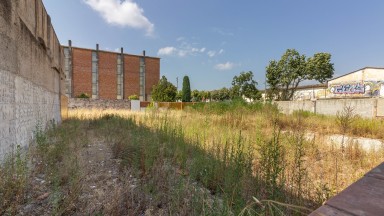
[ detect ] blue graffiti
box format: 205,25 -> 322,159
333,83 -> 365,94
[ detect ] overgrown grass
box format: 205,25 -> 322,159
0,145 -> 28,215
0,120 -> 87,215
2,101 -> 383,215
31,120 -> 86,215
66,103 -> 384,214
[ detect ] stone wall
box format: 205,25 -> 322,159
275,98 -> 384,118
68,98 -> 131,110
0,0 -> 64,159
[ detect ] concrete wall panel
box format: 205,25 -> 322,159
275,101 -> 314,114
0,0 -> 63,159
377,99 -> 384,117
276,98 -> 380,118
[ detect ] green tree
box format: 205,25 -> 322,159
231,71 -> 261,101
151,76 -> 177,102
211,87 -> 231,101
181,76 -> 191,102
191,89 -> 201,102
306,53 -> 334,83
175,90 -> 182,102
266,49 -> 334,100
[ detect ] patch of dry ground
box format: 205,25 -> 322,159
16,129 -> 147,215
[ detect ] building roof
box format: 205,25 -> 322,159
295,83 -> 327,90
261,83 -> 327,92
328,67 -> 384,82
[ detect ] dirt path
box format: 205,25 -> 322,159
16,128 -> 146,216
75,130 -> 129,215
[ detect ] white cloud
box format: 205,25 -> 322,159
207,51 -> 216,58
212,27 -> 235,36
215,62 -> 235,71
158,41 -> 205,57
158,38 -> 224,58
207,49 -> 224,57
157,46 -> 177,56
191,48 -> 199,52
83,0 -> 154,36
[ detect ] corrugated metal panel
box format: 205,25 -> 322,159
310,162 -> 384,216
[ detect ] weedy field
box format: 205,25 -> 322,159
1,101 -> 384,215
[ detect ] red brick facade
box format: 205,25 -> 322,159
124,55 -> 140,98
66,46 -> 160,100
98,51 -> 117,99
72,48 -> 92,97
145,57 -> 160,101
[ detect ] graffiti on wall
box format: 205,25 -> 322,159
330,83 -> 365,94
329,81 -> 384,97
364,81 -> 383,97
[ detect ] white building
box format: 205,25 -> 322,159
327,67 -> 384,98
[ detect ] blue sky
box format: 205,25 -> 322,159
43,0 -> 384,91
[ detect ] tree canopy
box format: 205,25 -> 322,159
151,76 -> 177,102
266,49 -> 334,101
209,88 -> 230,101
181,76 -> 191,102
231,71 -> 261,101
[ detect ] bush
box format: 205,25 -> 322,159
76,93 -> 90,98
128,95 -> 139,100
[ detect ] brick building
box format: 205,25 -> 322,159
63,41 -> 160,101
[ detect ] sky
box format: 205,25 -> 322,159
42,0 -> 384,91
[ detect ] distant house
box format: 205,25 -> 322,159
262,67 -> 384,101
261,84 -> 328,101
292,84 -> 328,100
327,67 -> 384,98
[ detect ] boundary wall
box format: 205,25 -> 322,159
275,98 -> 384,118
0,0 -> 64,159
68,98 -> 131,110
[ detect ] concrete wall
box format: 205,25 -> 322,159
275,101 -> 315,114
316,99 -> 376,118
68,98 -> 131,110
0,0 -> 64,159
275,98 -> 384,118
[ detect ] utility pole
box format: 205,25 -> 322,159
176,77 -> 179,90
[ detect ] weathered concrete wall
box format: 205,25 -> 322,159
275,100 -> 315,114
377,99 -> 384,117
276,98 -> 383,118
0,0 -> 64,159
68,98 -> 131,110
316,98 -> 376,118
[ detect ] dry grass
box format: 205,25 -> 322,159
2,103 -> 383,215
65,105 -> 384,214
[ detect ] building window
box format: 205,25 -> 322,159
117,54 -> 123,99
92,51 -> 98,99
63,47 -> 72,97
139,57 -> 145,101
